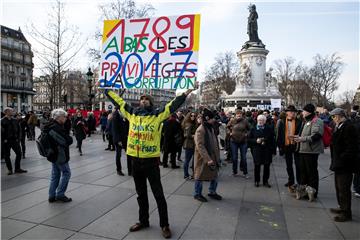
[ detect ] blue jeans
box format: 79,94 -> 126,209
184,148 -> 194,178
49,162 -> 71,198
194,178 -> 218,196
230,141 -> 248,174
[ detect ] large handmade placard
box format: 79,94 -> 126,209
98,14 -> 200,89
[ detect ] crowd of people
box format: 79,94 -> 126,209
2,91 -> 360,238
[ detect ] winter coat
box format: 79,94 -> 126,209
182,122 -> 197,149
46,120 -> 73,164
100,115 -> 108,129
194,122 -> 220,181
1,117 -> 20,141
112,110 -> 129,146
248,125 -> 275,165
87,115 -> 96,131
299,116 -> 324,154
106,90 -> 187,158
73,117 -> 87,141
276,118 -> 302,150
227,117 -> 250,143
163,115 -> 182,153
330,119 -> 360,173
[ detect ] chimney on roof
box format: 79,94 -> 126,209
18,27 -> 22,32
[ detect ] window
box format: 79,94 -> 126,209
25,55 -> 31,64
23,44 -> 29,51
13,41 -> 20,49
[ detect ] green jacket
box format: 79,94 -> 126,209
106,90 -> 186,158
299,117 -> 324,154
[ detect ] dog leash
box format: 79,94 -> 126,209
319,172 -> 334,180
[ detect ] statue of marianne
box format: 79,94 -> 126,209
247,4 -> 261,42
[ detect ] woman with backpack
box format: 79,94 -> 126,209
46,108 -> 73,203
73,109 -> 86,156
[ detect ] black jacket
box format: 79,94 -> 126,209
163,115 -> 182,153
73,117 -> 86,141
112,110 -> 129,146
330,119 -> 359,173
46,120 -> 73,164
248,125 -> 275,165
87,115 -> 96,131
1,117 -> 20,141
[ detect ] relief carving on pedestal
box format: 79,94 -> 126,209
238,63 -> 252,87
265,68 -> 277,89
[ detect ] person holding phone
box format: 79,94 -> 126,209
276,105 -> 303,188
293,103 -> 324,201
248,114 -> 275,187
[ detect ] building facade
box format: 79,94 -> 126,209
33,68 -> 177,111
199,80 -> 220,107
1,25 -> 35,112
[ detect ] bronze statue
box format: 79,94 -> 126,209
247,4 -> 261,42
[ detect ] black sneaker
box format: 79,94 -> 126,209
208,193 -> 222,200
334,214 -> 352,222
163,164 -> 168,168
263,182 -> 271,188
194,195 -> 208,202
255,182 -> 260,187
117,170 -> 125,176
129,222 -> 150,232
330,208 -> 344,214
171,165 -> 180,169
48,197 -> 56,203
56,196 -> 72,202
15,169 -> 27,174
7,170 -> 13,175
161,226 -> 172,239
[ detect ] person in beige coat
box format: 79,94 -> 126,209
193,109 -> 222,202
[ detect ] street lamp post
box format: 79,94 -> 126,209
86,68 -> 94,111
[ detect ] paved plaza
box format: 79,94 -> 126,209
1,131 -> 359,240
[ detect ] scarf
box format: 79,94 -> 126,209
285,118 -> 296,146
256,124 -> 265,130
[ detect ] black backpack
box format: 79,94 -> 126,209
36,130 -> 56,162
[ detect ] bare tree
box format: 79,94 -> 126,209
310,53 -> 344,107
287,64 -> 314,107
29,0 -> 85,109
89,0 -> 155,61
337,90 -> 356,111
272,57 -> 296,105
205,51 -> 239,100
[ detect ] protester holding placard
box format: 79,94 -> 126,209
105,87 -> 195,239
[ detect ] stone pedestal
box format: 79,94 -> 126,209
222,42 -> 281,110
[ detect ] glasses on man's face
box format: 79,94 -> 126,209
191,115 -> 196,117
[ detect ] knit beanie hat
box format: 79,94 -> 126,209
140,94 -> 154,106
202,108 -> 215,121
303,103 -> 315,113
